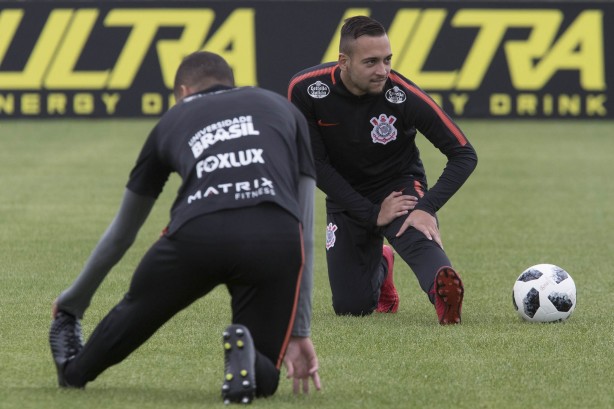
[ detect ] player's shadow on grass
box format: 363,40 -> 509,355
35,384 -> 221,406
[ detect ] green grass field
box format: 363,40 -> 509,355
1,119 -> 613,409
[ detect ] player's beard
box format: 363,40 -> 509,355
342,69 -> 388,96
367,84 -> 386,95
365,79 -> 387,96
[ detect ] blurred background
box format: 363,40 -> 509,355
1,0 -> 611,119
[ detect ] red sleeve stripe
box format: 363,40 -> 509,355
287,65 -> 338,100
414,180 -> 425,198
389,72 -> 468,146
275,222 -> 305,369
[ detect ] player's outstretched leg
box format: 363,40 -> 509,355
49,311 -> 84,388
221,324 -> 256,404
376,244 -> 399,313
433,267 -> 464,325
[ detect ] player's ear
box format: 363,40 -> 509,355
176,84 -> 191,102
338,53 -> 349,71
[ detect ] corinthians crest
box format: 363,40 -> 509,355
325,223 -> 338,250
370,114 -> 397,145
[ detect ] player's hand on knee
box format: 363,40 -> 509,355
396,209 -> 443,249
377,191 -> 418,226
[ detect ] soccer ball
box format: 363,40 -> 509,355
512,264 -> 576,322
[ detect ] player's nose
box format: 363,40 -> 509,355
375,61 -> 390,76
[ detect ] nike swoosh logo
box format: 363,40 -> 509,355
317,119 -> 340,127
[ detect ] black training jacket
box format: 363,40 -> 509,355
288,62 -> 478,227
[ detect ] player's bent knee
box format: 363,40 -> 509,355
256,373 -> 279,397
332,300 -> 375,317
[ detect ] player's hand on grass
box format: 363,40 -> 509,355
51,298 -> 59,318
396,209 -> 443,249
283,336 -> 322,394
377,191 -> 418,226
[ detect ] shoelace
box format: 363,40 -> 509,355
64,320 -> 83,356
52,316 -> 84,357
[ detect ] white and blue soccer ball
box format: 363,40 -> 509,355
512,264 -> 576,322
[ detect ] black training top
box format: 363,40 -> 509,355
288,62 -> 477,226
127,85 -> 316,235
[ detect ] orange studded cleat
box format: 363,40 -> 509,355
376,245 -> 399,313
434,267 -> 464,325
